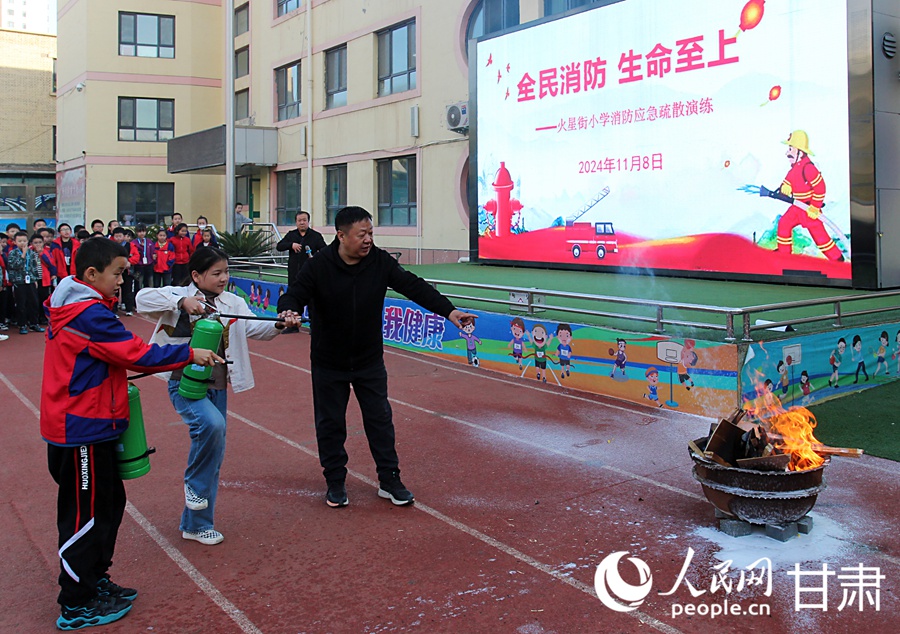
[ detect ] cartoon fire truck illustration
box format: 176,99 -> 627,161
564,187 -> 617,259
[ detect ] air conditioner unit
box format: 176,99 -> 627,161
445,101 -> 469,133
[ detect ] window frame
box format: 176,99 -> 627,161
275,169 -> 302,226
376,20 -> 416,98
235,46 -> 250,79
234,3 -> 249,37
116,182 -> 175,226
376,155 -> 417,227
325,164 -> 347,226
118,12 -> 175,59
276,0 -> 302,18
275,60 -> 302,121
117,97 -> 175,142
235,89 -> 250,121
325,46 -> 348,110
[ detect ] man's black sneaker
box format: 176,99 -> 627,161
378,472 -> 414,506
97,577 -> 138,601
56,594 -> 132,630
326,481 -> 349,507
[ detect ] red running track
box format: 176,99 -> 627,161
1,316 -> 898,633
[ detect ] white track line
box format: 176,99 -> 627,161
0,371 -> 264,634
125,503 -> 264,634
249,351 -> 704,501
227,409 -> 682,634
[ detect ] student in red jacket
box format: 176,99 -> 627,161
51,223 -> 80,280
41,237 -> 222,630
38,234 -> 56,325
0,242 -> 8,332
152,227 -> 174,287
168,223 -> 194,285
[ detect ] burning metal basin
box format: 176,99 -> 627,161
690,437 -> 828,525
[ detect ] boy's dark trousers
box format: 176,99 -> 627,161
47,440 -> 126,606
13,282 -> 39,327
121,270 -> 136,312
38,284 -> 51,324
0,286 -> 13,324
133,265 -> 153,290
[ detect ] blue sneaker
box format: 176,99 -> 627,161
97,577 -> 137,601
56,594 -> 132,630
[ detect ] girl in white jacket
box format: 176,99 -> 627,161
136,248 -> 300,545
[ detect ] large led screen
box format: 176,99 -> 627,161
474,0 -> 851,282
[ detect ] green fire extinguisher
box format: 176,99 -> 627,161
117,383 -> 155,479
178,316 -> 224,400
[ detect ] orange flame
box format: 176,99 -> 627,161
766,408 -> 826,471
768,85 -> 781,101
739,0 -> 765,32
743,370 -> 825,471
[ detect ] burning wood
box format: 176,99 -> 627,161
700,401 -> 863,473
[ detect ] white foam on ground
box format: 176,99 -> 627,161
693,512 -> 850,569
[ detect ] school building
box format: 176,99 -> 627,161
54,0 -> 600,262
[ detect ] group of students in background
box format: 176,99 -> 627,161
0,213 -> 220,340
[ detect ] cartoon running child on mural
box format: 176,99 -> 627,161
678,339 -> 697,390
799,370 -> 812,405
643,367 -> 663,407
527,323 -> 553,383
775,130 -> 844,260
556,323 -> 574,378
459,318 -> 482,367
508,317 -> 526,370
828,337 -> 846,388
873,331 -> 889,377
894,330 -> 900,375
851,334 -> 868,383
776,360 -> 789,395
609,338 -> 627,380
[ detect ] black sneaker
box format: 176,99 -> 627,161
378,472 -> 414,506
326,481 -> 348,507
97,577 -> 137,601
29,324 -> 45,332
56,594 -> 132,630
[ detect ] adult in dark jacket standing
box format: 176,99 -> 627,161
278,206 -> 475,508
276,211 -> 327,287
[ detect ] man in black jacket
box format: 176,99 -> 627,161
276,211 -> 327,287
276,211 -> 327,332
277,206 -> 475,508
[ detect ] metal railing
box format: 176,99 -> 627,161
225,257 -> 900,342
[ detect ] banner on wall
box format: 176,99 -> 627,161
56,167 -> 86,229
474,0 -> 851,282
232,276 -> 739,417
741,324 -> 900,410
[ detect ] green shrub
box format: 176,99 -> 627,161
217,230 -> 274,258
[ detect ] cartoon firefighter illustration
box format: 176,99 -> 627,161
774,130 -> 843,261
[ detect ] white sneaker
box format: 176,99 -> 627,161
184,483 -> 208,510
0,334 -> 8,341
182,529 -> 224,545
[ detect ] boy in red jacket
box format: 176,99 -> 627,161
41,237 -> 221,630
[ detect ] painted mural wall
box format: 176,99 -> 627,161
232,276 -> 739,418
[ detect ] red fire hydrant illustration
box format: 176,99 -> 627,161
483,162 -> 523,237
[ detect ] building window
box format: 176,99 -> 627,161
275,61 -> 301,120
325,46 -> 347,109
235,47 -> 250,79
467,0 -> 521,45
325,164 -> 347,226
235,89 -> 249,120
234,3 -> 249,37
118,97 -> 174,142
544,0 -> 597,16
377,156 -> 416,226
52,125 -> 56,161
119,12 -> 175,58
377,20 -> 416,97
51,58 -> 56,93
277,0 -> 301,17
276,170 -> 301,226
117,182 -> 175,226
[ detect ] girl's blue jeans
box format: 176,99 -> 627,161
167,380 -> 228,533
